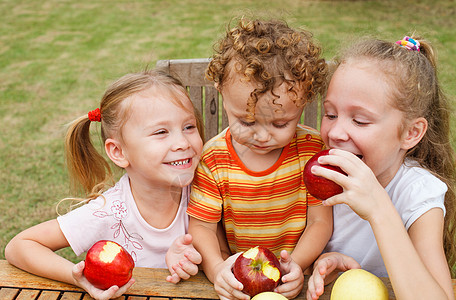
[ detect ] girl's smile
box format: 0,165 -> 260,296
116,86 -> 203,188
166,158 -> 193,168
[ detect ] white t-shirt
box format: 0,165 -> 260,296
57,174 -> 189,268
323,160 -> 447,277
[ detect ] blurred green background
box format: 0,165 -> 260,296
1,0 -> 455,263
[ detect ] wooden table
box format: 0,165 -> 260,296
1,259 -> 455,300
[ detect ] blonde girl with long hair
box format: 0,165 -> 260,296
306,36 -> 456,300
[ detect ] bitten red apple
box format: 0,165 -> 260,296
303,149 -> 347,200
83,240 -> 135,290
232,246 -> 282,297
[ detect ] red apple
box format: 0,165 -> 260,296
83,240 -> 135,290
232,246 -> 282,297
303,149 -> 347,200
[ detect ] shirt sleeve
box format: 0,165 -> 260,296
187,157 -> 223,223
57,197 -> 112,256
394,173 -> 447,230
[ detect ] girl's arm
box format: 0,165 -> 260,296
5,219 -> 135,300
291,205 -> 333,270
316,149 -> 453,300
370,204 -> 453,300
5,219 -> 76,284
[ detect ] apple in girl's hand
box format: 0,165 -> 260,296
232,246 -> 282,297
303,149 -> 347,200
330,269 -> 388,300
83,240 -> 135,290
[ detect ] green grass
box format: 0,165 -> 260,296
1,0 -> 455,264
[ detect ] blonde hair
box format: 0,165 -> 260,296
63,69 -> 203,203
336,36 -> 456,275
206,17 -> 327,121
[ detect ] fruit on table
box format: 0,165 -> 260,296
83,240 -> 135,290
330,269 -> 389,300
232,246 -> 282,297
251,291 -> 288,299
303,149 -> 346,200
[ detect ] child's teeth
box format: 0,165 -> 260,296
170,159 -> 189,166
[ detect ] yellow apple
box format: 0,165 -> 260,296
330,269 -> 389,300
251,291 -> 288,300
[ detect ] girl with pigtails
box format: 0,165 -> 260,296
6,69 -> 204,300
306,36 -> 456,300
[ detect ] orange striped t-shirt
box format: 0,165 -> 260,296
187,125 -> 325,256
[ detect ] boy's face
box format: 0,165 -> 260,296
220,72 -> 303,156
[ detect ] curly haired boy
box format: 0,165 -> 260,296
188,18 -> 331,299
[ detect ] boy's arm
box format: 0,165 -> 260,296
189,217 -> 248,300
216,221 -> 232,259
291,205 -> 333,270
188,216 -> 225,282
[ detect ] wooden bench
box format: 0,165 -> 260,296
156,58 -> 323,141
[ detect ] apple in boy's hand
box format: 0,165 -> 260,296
303,149 -> 347,200
232,246 -> 282,297
83,240 -> 135,290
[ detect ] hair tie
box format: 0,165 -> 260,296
395,36 -> 420,52
88,108 -> 101,122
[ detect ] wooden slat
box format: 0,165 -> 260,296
0,263 -> 82,292
188,86 -> 203,116
37,290 -> 60,300
15,289 -> 40,300
0,287 -> 19,300
204,86 -> 219,141
304,99 -> 319,129
157,58 -> 212,87
60,292 -> 85,300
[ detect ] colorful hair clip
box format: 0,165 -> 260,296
395,36 -> 420,52
88,108 -> 102,122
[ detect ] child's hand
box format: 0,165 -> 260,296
72,261 -> 135,300
275,250 -> 304,299
306,252 -> 360,300
166,234 -> 202,284
312,149 -> 390,221
213,252 -> 250,300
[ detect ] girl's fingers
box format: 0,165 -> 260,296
185,250 -> 203,264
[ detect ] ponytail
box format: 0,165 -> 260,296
64,115 -> 112,199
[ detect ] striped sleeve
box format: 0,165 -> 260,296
187,132 -> 227,223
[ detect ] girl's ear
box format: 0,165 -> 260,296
401,117 -> 428,150
105,138 -> 129,168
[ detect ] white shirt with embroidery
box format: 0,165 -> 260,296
57,174 -> 189,268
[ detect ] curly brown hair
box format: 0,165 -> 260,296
336,36 -> 456,276
206,17 -> 328,121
